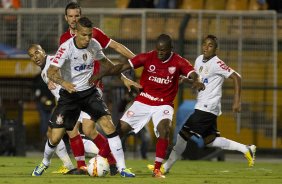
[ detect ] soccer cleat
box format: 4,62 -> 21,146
147,164 -> 167,175
52,165 -> 70,174
109,164 -> 118,176
65,166 -> 88,175
152,169 -> 165,178
31,162 -> 48,176
120,168 -> 135,177
244,145 -> 256,167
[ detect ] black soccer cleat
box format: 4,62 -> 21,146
109,164 -> 118,176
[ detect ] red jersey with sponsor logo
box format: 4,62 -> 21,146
129,50 -> 195,106
59,27 -> 111,89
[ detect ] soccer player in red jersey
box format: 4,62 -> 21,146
90,34 -> 205,178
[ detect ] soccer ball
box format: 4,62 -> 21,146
87,156 -> 109,177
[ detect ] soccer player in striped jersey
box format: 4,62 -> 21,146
28,44 -> 100,175
157,35 -> 256,175
46,17 -> 137,177
59,2 -> 137,175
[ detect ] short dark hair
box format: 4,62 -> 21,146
77,17 -> 93,28
205,34 -> 218,48
65,2 -> 81,15
157,34 -> 172,48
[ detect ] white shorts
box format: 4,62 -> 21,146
78,111 -> 91,123
120,101 -> 174,137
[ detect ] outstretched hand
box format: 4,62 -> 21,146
61,81 -> 77,94
123,77 -> 142,92
47,80 -> 57,90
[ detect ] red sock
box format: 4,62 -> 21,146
93,133 -> 116,164
154,138 -> 169,170
69,134 -> 86,169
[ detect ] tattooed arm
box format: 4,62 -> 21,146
47,65 -> 76,93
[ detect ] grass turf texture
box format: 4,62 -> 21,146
0,157 -> 281,184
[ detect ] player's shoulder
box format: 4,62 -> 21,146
92,27 -> 106,36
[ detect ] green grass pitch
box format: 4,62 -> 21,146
0,156 -> 281,184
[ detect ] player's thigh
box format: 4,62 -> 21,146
151,105 -> 174,137
50,103 -> 81,131
184,110 -> 217,136
120,101 -> 152,134
83,94 -> 110,122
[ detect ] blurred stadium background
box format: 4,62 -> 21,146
0,0 -> 281,158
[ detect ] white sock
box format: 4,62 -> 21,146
207,137 -> 248,153
164,134 -> 187,172
55,139 -> 75,170
42,139 -> 56,166
107,135 -> 126,172
83,138 -> 99,155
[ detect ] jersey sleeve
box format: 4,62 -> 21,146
51,42 -> 69,68
93,27 -> 111,49
59,32 -> 69,46
128,53 -> 148,69
214,60 -> 234,78
92,39 -> 106,60
178,57 -> 195,78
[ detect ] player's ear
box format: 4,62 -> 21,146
64,15 -> 68,21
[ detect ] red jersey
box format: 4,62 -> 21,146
129,50 -> 195,106
59,27 -> 111,89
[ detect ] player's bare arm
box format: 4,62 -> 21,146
188,72 -> 205,91
109,40 -> 135,59
229,72 -> 242,113
88,57 -> 125,84
47,65 -> 77,93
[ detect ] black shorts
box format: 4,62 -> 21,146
50,87 -> 110,131
183,109 -> 220,138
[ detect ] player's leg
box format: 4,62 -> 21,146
97,115 -> 135,177
161,110 -> 207,174
52,138 -> 75,173
150,105 -> 174,178
67,127 -> 87,172
84,89 -> 135,177
206,136 -> 256,167
45,122 -> 75,173
32,127 -> 65,176
82,117 -> 118,176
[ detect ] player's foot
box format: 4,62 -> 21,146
152,169 -> 165,178
244,145 -> 256,167
65,166 -> 88,175
31,162 -> 48,176
109,164 -> 118,176
147,164 -> 167,174
52,165 -> 70,174
120,168 -> 135,177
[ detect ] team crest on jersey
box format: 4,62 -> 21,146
126,111 -> 134,117
56,114 -> 64,125
168,67 -> 176,74
163,110 -> 170,115
199,66 -> 203,73
83,53 -> 87,61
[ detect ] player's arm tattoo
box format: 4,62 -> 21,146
47,65 -> 65,85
